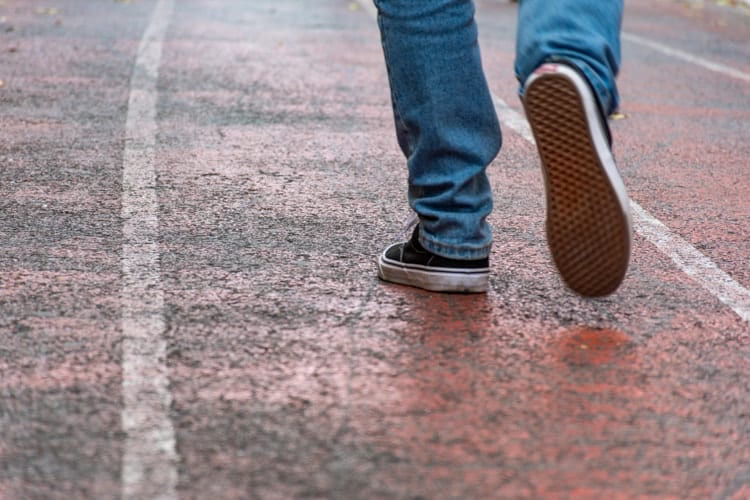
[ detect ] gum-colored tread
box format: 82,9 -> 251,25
525,75 -> 630,297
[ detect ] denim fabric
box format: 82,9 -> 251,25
375,0 -> 623,260
515,0 -> 623,116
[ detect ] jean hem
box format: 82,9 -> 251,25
552,57 -> 616,116
419,235 -> 492,261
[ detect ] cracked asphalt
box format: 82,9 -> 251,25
1,0 -> 749,498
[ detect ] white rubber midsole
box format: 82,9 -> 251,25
377,254 -> 489,293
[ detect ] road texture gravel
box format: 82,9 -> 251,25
1,0 -> 749,498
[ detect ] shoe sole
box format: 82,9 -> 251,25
377,254 -> 489,293
523,64 -> 632,297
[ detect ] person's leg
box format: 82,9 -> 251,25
515,0 -> 623,115
515,0 -> 632,297
375,0 -> 501,260
374,0 -> 501,292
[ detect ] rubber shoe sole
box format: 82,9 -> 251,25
377,251 -> 489,293
523,63 -> 632,297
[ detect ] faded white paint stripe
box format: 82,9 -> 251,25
631,203 -> 750,323
121,0 -> 178,499
358,1 -> 750,321
493,96 -> 534,143
357,0 -> 378,18
622,32 -> 750,83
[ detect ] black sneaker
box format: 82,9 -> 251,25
377,226 -> 489,293
523,62 -> 632,297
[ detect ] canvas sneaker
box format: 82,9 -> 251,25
377,226 -> 489,293
522,62 -> 632,297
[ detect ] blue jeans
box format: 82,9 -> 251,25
375,0 -> 623,260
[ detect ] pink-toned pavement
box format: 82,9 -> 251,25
1,0 -> 749,498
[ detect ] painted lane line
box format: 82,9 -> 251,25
356,0 -> 377,18
494,96 -> 533,142
632,204 -> 750,323
357,0 -> 750,321
121,0 -> 178,499
494,94 -> 750,322
622,32 -> 750,83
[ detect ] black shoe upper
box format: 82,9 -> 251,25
384,226 -> 489,269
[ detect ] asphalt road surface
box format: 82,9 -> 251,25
1,0 -> 749,498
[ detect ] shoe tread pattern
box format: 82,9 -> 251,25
525,74 -> 630,297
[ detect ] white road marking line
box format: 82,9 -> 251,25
622,32 -> 750,83
358,0 -> 750,322
356,0 -> 377,18
631,204 -> 750,323
121,0 -> 178,499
